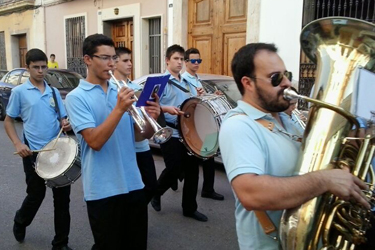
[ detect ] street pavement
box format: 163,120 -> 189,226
0,121 -> 237,250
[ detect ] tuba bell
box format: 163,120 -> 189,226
280,17 -> 375,250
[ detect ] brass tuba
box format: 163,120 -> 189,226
280,17 -> 375,250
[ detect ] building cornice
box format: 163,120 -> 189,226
0,0 -> 36,16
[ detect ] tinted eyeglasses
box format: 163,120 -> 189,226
251,71 -> 293,87
186,59 -> 202,64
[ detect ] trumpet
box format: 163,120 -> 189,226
108,70 -> 172,144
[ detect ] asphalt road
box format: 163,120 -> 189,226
0,120 -> 237,250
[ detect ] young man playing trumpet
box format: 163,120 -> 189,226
150,44 -> 208,222
65,34 -> 153,249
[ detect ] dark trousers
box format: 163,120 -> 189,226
87,190 -> 148,250
158,137 -> 200,214
201,158 -> 216,194
15,153 -> 71,247
136,150 -> 157,203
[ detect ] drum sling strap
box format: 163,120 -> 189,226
51,88 -> 61,122
163,79 -> 190,129
229,113 -> 278,240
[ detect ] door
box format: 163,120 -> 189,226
188,0 -> 247,76
19,35 -> 27,68
112,19 -> 134,79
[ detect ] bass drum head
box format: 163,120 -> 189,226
178,97 -> 220,158
35,137 -> 79,179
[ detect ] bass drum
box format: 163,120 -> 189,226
178,94 -> 232,158
35,137 -> 81,188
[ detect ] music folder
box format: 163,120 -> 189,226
136,74 -> 170,107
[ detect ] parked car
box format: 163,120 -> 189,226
0,68 -> 83,120
0,69 -> 8,80
132,73 -> 241,163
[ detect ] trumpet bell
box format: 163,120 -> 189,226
152,127 -> 173,144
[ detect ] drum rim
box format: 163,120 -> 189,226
35,137 -> 80,179
177,95 -> 224,158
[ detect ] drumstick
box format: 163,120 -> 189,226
13,148 -> 56,155
52,126 -> 64,149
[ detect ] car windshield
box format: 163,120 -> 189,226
201,79 -> 241,107
45,71 -> 81,88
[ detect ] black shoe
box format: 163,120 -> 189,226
13,222 -> 25,243
151,195 -> 161,212
183,211 -> 208,222
171,181 -> 178,191
52,245 -> 73,250
201,191 -> 224,201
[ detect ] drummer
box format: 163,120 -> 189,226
4,48 -> 73,250
181,48 -> 225,201
150,44 -> 208,222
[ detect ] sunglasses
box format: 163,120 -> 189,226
251,71 -> 293,87
186,59 -> 202,64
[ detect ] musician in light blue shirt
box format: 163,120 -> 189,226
151,44 -> 208,222
111,46 -> 160,203
181,48 -> 224,201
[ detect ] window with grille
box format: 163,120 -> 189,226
0,31 -> 6,70
65,15 -> 86,77
149,18 -> 161,74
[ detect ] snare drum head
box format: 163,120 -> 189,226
36,137 -> 79,179
178,95 -> 231,158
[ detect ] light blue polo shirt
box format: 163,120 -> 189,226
181,71 -> 202,96
6,79 -> 66,150
219,100 -> 303,250
109,77 -> 150,153
159,70 -> 196,138
65,79 -> 144,201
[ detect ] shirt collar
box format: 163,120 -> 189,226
237,100 -> 270,120
183,71 -> 199,80
165,70 -> 181,82
78,79 -> 113,92
25,79 -> 52,93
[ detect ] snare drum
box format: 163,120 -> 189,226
178,94 -> 233,158
35,137 -> 81,188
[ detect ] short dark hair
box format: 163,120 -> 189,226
115,47 -> 132,56
26,49 -> 48,66
231,43 -> 278,95
50,54 -> 55,58
166,44 -> 184,59
83,34 -> 115,57
184,48 -> 200,60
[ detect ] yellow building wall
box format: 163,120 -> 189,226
0,8 -> 46,69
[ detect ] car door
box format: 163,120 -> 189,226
0,69 -> 24,120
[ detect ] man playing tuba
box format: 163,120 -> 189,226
218,43 -> 370,250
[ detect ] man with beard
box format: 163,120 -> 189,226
219,43 -> 370,250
